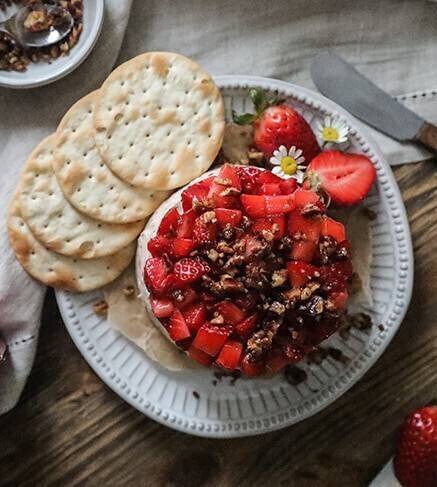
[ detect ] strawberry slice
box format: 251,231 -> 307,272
265,195 -> 295,214
215,340 -> 243,372
193,215 -> 217,243
321,216 -> 346,242
293,188 -> 320,207
215,208 -> 242,228
215,301 -> 245,325
236,166 -> 263,193
144,257 -> 170,294
235,313 -> 258,338
176,210 -> 196,239
168,309 -> 191,341
288,209 -> 321,242
287,261 -> 318,287
279,178 -> 298,195
240,194 -> 266,218
147,235 -> 172,257
305,150 -> 376,206
181,182 -> 210,212
240,354 -> 265,376
207,164 -> 241,208
151,296 -> 174,318
258,183 -> 282,195
188,344 -> 214,367
192,323 -> 233,356
173,238 -> 197,258
290,240 -> 317,263
183,302 -> 207,332
173,258 -> 210,284
157,207 -> 180,236
252,214 -> 285,239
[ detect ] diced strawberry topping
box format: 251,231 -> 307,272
321,216 -> 346,242
258,183 -> 282,195
288,209 -> 321,242
157,207 -> 180,236
183,302 -> 207,332
176,210 -> 196,239
144,257 -> 169,294
173,238 -> 197,258
173,258 -> 210,284
235,313 -> 258,338
168,309 -> 191,341
188,345 -> 214,367
330,289 -> 348,309
240,194 -> 266,218
151,296 -> 174,318
252,214 -> 285,239
207,164 -> 241,208
265,195 -> 295,214
181,182 -> 210,212
192,323 -> 233,356
287,261 -> 318,287
147,235 -> 172,257
279,178 -> 298,195
193,216 -> 217,243
215,340 -> 243,371
258,171 -> 284,185
215,301 -> 245,325
266,351 -> 290,373
236,166 -> 263,193
240,354 -> 265,376
215,208 -> 242,228
173,285 -> 197,309
290,240 -> 317,263
293,188 -> 320,207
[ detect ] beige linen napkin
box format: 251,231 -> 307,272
0,0 -> 133,415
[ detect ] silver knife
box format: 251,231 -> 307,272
311,52 -> 437,152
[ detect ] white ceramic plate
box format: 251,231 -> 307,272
55,76 -> 413,438
0,0 -> 104,89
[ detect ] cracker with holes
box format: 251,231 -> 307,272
54,92 -> 170,224
93,52 -> 225,190
19,135 -> 144,259
7,195 -> 136,292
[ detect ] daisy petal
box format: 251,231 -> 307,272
270,156 -> 281,165
294,149 -> 303,158
272,166 -> 283,176
324,116 -> 331,126
279,145 -> 288,157
316,121 -> 324,131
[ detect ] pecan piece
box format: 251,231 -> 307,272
93,300 -> 108,316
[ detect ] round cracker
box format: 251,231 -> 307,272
7,195 -> 136,292
93,52 -> 225,190
54,92 -> 170,224
20,134 -> 144,259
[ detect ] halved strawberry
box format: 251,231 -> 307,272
258,183 -> 282,195
183,302 -> 207,332
240,194 -> 266,218
252,214 -> 285,239
290,240 -> 317,263
293,188 -> 320,208
151,296 -> 174,318
288,209 -> 321,242
173,238 -> 197,258
215,301 -> 245,325
192,323 -> 233,356
207,164 -> 241,208
181,182 -> 210,212
321,216 -> 346,242
144,257 -> 169,294
305,150 -> 376,206
176,209 -> 196,239
188,344 -> 214,367
193,216 -> 217,243
173,285 -> 197,309
235,313 -> 258,338
147,235 -> 172,257
236,166 -> 263,194
279,178 -> 298,195
215,208 -> 242,228
287,261 -> 318,287
157,207 -> 180,236
168,309 -> 191,341
240,354 -> 265,376
265,195 -> 295,214
173,258 -> 210,284
215,340 -> 243,372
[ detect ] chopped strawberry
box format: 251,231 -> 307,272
232,89 -> 320,161
215,301 -> 245,325
193,215 -> 217,243
173,258 -> 210,284
293,188 -> 320,207
265,195 -> 295,214
176,210 -> 196,239
144,257 -> 170,294
279,338 -> 306,363
394,405 -> 437,487
215,340 -> 243,372
173,238 -> 197,258
183,302 -> 207,332
287,261 -> 318,287
244,236 -> 263,258
235,313 -> 258,338
288,209 -> 321,242
290,240 -> 317,263
330,289 -> 348,309
234,294 -> 258,313
157,207 -> 180,236
147,235 -> 172,257
236,166 -> 263,193
188,345 -> 214,367
181,182 -> 210,212
321,216 -> 346,242
151,296 -> 174,318
240,354 -> 265,376
305,150 -> 376,206
257,171 -> 283,185
240,194 -> 266,218
215,208 -> 242,228
192,323 -> 233,356
252,214 -> 285,239
207,164 -> 241,208
266,351 -> 290,373
168,309 -> 191,341
173,285 -> 197,309
279,178 -> 298,195
319,261 -> 354,291
258,183 -> 282,195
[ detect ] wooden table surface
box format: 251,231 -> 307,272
1,161 -> 436,487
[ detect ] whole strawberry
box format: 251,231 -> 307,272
232,89 -> 320,162
394,405 -> 437,487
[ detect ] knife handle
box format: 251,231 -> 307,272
416,122 -> 437,152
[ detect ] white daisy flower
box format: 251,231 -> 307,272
316,116 -> 349,144
269,145 -> 306,183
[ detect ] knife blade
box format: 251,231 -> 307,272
311,52 -> 437,152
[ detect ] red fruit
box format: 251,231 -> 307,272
188,345 -> 214,367
192,323 -> 233,356
181,182 -> 210,212
173,285 -> 197,309
215,208 -> 243,228
240,354 -> 265,376
279,178 -> 298,195
173,238 -> 197,257
266,351 -> 290,373
252,215 -> 285,239
265,195 -> 295,214
288,209 -> 321,242
193,216 -> 217,244
151,296 -> 174,318
183,303 -> 207,332
168,309 -> 191,341
293,188 -> 320,207
235,313 -> 258,338
207,164 -> 241,208
244,236 -> 263,258
257,171 -> 283,185
173,258 -> 210,284
234,294 -> 258,313
287,261 -> 318,287
215,340 -> 243,372
321,216 -> 346,242
144,257 -> 169,294
176,210 -> 196,239
147,235 -> 172,257
279,338 -> 306,363
258,183 -> 282,195
240,194 -> 266,218
236,166 -> 263,193
215,301 -> 245,325
158,207 -> 180,236
290,240 -> 317,263
330,289 -> 348,309
305,150 -> 376,206
394,405 -> 437,487
319,261 -> 354,291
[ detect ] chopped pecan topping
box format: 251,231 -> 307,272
192,197 -> 215,212
215,177 -> 232,186
93,300 -> 108,316
211,314 -> 225,325
172,289 -> 185,302
248,150 -> 264,162
217,241 -> 234,254
305,295 -> 325,315
247,321 -> 280,359
301,202 -> 323,218
206,248 -> 220,262
220,274 -> 245,292
316,235 -> 338,264
265,301 -> 286,315
292,230 -> 307,241
300,281 -> 321,300
202,211 -> 217,223
271,269 -> 288,287
220,187 -> 241,197
123,285 -> 135,298
221,224 -> 234,241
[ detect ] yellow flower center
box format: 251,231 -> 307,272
321,126 -> 339,142
280,156 -> 298,175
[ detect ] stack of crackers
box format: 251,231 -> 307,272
8,52 -> 225,292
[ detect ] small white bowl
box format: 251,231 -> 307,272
0,0 -> 104,89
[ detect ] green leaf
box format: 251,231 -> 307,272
250,89 -> 269,113
232,110 -> 256,125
